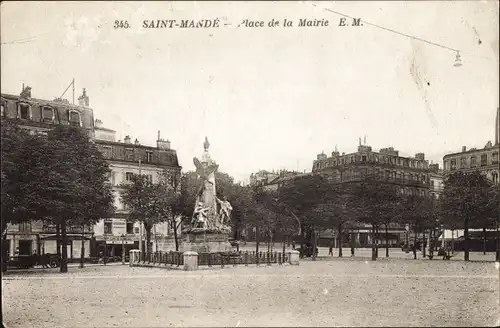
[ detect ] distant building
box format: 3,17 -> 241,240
252,169 -> 304,192
312,142 -> 431,197
311,141 -> 433,247
429,164 -> 444,199
440,108 -> 500,245
249,170 -> 279,187
442,142 -> 499,184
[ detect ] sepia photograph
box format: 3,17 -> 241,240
1,1 -> 499,327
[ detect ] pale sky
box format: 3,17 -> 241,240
1,1 -> 499,183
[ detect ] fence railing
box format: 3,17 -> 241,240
136,251 -> 184,266
130,250 -> 296,269
197,251 -> 289,267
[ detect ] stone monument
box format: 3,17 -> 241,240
182,137 -> 233,253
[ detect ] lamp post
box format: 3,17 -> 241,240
121,234 -> 125,265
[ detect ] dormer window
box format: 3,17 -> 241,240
17,102 -> 32,120
68,110 -> 82,127
145,151 -> 153,163
41,106 -> 55,123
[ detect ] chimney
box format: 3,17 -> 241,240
134,138 -> 140,145
124,135 -> 131,144
78,88 -> 89,107
462,146 -> 467,152
157,139 -> 171,150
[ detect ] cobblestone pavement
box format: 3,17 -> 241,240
3,259 -> 499,327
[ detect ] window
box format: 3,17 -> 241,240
105,171 -> 116,185
430,180 -> 434,187
362,155 -> 367,162
102,146 -> 112,158
126,222 -> 134,234
350,156 -> 354,163
480,154 -> 487,166
375,156 -> 379,163
492,152 -> 498,163
125,172 -> 135,181
460,157 -> 466,168
492,172 -> 499,185
470,156 -> 476,167
104,221 -> 112,234
450,159 -> 457,170
68,110 -> 81,127
134,227 -> 140,234
41,106 -> 55,123
19,222 -> 32,232
17,103 -> 31,119
125,149 -> 134,161
146,151 -> 153,163
145,174 -> 153,183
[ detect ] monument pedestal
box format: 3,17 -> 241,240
182,229 -> 232,253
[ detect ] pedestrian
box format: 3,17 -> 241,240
328,240 -> 334,256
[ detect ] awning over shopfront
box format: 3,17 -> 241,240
41,234 -> 93,240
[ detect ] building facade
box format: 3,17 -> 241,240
2,87 -> 95,258
2,86 -> 183,259
94,123 -> 182,257
311,142 -> 433,246
442,142 -> 499,184
440,108 -> 500,245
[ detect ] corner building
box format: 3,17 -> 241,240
312,142 -> 432,246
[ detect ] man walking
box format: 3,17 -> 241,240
328,240 -> 334,256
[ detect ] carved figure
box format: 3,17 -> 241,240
216,196 -> 233,226
192,202 -> 209,229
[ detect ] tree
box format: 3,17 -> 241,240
278,174 -> 330,258
3,125 -> 115,273
313,182 -> 358,258
44,126 -> 114,272
350,176 -> 401,261
1,121 -> 47,239
120,174 -> 170,258
156,170 -> 182,251
441,171 -> 494,261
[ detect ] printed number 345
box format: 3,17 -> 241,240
114,20 -> 130,29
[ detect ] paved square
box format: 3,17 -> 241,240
2,259 -> 499,327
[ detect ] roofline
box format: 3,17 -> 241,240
1,93 -> 94,113
443,145 -> 500,159
95,139 -> 177,153
95,126 -> 116,132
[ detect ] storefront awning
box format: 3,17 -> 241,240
41,234 -> 93,240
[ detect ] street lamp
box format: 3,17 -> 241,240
121,234 -> 125,265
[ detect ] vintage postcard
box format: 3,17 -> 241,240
1,1 -> 499,327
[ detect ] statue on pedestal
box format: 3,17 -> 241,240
188,137 -> 231,234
